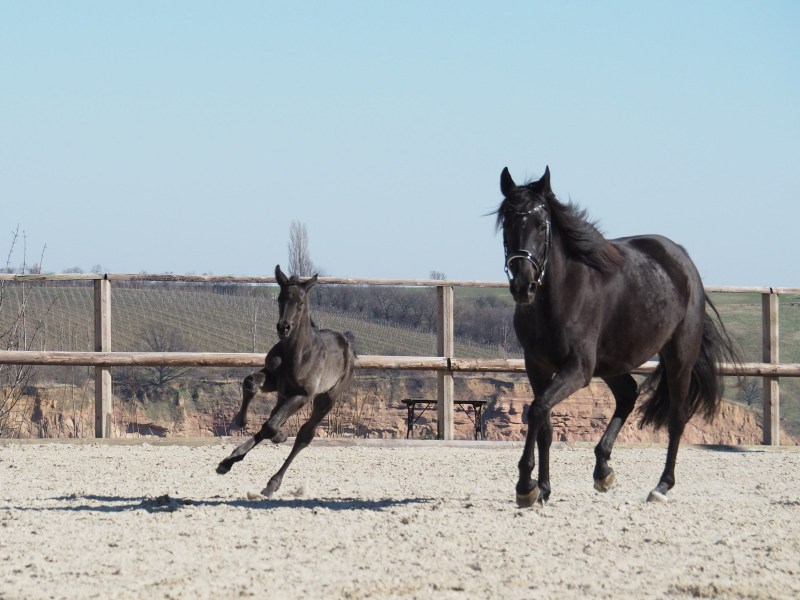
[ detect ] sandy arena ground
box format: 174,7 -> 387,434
1,439 -> 799,600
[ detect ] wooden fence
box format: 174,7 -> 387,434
0,274 -> 798,444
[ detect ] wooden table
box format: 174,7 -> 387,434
401,398 -> 487,440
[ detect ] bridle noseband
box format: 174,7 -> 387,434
503,203 -> 552,289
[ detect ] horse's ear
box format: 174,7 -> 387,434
275,265 -> 289,287
540,166 -> 551,192
301,274 -> 318,292
500,167 -> 516,197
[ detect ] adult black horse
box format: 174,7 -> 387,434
497,166 -> 740,506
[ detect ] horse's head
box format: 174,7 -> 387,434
497,166 -> 553,304
275,264 -> 317,339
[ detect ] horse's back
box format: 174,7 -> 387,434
613,234 -> 704,303
590,234 -> 706,375
311,328 -> 357,393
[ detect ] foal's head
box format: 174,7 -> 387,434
275,264 -> 317,340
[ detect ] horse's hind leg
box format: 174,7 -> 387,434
648,352 -> 694,502
262,393 -> 334,498
594,374 -> 638,492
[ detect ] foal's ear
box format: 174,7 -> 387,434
301,274 -> 318,292
500,167 -> 516,197
275,264 -> 290,287
540,166 -> 551,192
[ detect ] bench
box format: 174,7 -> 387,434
401,398 -> 487,440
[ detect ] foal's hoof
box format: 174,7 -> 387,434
270,431 -> 287,444
516,485 -> 541,508
233,412 -> 246,428
216,461 -> 232,475
593,470 -> 616,493
647,489 -> 668,503
261,480 -> 281,498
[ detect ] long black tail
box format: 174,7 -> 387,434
639,295 -> 742,430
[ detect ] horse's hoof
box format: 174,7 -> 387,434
516,486 -> 541,508
216,462 -> 231,475
593,470 -> 615,493
233,413 -> 246,428
271,431 -> 287,444
647,489 -> 668,503
246,491 -> 266,501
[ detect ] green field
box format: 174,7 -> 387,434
2,282 -> 797,439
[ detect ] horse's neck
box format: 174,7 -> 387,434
283,313 -> 316,355
531,237 -> 582,320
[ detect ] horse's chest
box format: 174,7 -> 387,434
514,307 -> 572,361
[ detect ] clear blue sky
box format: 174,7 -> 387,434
2,1 -> 798,286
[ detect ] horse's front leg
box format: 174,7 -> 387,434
234,351 -> 282,428
517,359 -> 591,508
517,401 -> 554,507
217,393 -> 307,475
234,370 -> 266,428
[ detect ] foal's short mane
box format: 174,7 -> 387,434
497,186 -> 625,275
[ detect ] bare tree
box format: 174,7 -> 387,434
287,221 -> 315,277
138,324 -> 192,397
0,227 -> 54,437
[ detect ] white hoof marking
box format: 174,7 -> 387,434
647,489 -> 668,503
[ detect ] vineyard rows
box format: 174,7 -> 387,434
0,284 -> 510,359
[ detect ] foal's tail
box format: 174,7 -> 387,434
639,295 -> 742,430
343,331 -> 358,357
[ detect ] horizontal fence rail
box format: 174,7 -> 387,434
2,351 -> 799,377
0,274 -> 797,444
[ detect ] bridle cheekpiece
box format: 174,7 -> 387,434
503,202 -> 552,289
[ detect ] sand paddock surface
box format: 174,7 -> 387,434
1,439 -> 799,600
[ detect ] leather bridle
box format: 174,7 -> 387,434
503,203 -> 552,289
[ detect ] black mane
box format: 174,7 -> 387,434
497,185 -> 624,274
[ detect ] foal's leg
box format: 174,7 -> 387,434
234,351 -> 282,428
234,370 -> 266,428
262,393 -> 335,497
216,394 -> 308,475
593,374 -> 638,492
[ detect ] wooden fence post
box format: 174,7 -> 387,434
762,290 -> 780,445
437,285 -> 454,440
94,278 -> 112,438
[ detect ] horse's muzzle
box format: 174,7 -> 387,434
510,279 -> 537,305
277,322 -> 291,339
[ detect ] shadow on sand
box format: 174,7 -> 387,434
3,494 -> 435,514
